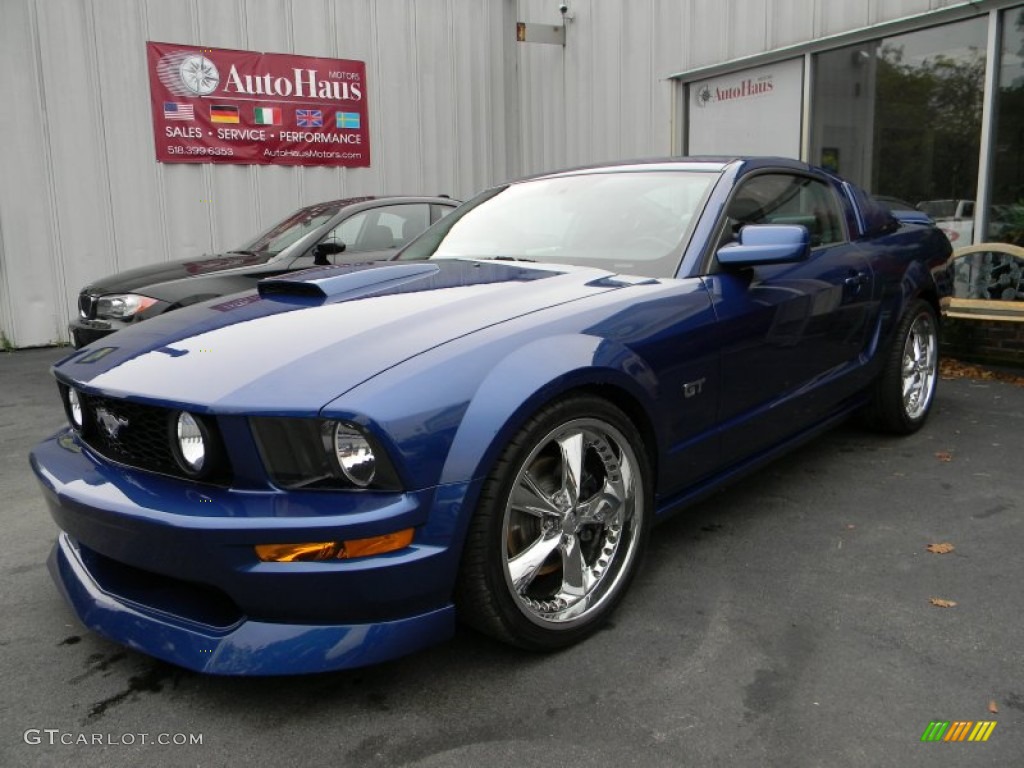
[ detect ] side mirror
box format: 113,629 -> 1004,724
717,224 -> 810,267
313,241 -> 346,266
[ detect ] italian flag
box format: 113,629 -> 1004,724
254,107 -> 282,125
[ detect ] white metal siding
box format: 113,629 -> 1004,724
768,0 -> 819,49
0,0 -> 1002,347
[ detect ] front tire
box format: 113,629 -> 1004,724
864,299 -> 939,434
455,396 -> 651,650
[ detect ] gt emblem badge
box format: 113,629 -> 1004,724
95,407 -> 129,440
683,378 -> 706,399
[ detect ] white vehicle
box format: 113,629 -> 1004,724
917,199 -> 975,244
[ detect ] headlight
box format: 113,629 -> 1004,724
95,293 -> 158,319
332,423 -> 375,487
250,417 -> 401,491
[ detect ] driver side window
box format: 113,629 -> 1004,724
724,174 -> 845,249
323,213 -> 370,252
318,204 -> 432,257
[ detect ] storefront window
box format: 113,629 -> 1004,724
987,7 -> 1024,245
811,18 -> 988,246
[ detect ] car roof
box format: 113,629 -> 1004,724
514,155 -> 819,184
294,195 -> 460,214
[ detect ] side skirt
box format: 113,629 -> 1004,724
653,395 -> 869,522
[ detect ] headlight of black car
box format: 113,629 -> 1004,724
95,293 -> 158,319
250,418 -> 402,491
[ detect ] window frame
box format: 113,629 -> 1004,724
707,170 -> 850,272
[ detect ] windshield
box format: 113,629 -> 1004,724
399,171 -> 717,277
236,201 -> 346,258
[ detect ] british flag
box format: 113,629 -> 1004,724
296,109 -> 323,128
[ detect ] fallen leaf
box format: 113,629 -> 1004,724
929,598 -> 957,608
846,524 -> 856,530
926,542 -> 955,554
940,358 -> 1024,387
988,700 -> 999,714
935,451 -> 953,462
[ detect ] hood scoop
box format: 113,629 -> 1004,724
258,262 -> 440,301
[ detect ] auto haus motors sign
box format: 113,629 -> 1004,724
147,41 -> 369,167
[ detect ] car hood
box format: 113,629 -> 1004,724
84,249 -> 401,305
55,259 -> 630,413
83,252 -> 282,295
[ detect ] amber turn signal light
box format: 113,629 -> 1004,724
339,529 -> 414,558
255,528 -> 414,562
254,542 -> 337,562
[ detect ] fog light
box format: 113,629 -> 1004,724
67,389 -> 83,429
173,411 -> 207,475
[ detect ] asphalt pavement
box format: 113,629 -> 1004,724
1,346 -> 1021,767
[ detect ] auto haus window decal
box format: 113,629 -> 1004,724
147,41 -> 370,168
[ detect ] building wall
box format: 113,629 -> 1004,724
0,0 -> 519,348
514,0 -> 970,174
0,0 -> 976,347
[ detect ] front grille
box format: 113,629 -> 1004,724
78,293 -> 96,319
78,393 -> 231,484
83,394 -> 176,473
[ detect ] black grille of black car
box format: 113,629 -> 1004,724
78,294 -> 96,319
78,393 -> 231,484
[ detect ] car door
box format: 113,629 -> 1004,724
703,172 -> 877,466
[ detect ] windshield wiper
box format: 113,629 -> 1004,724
226,250 -> 259,257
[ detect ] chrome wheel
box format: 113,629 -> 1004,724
501,418 -> 644,627
863,299 -> 940,435
901,311 -> 937,420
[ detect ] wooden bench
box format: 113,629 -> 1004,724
941,243 -> 1024,321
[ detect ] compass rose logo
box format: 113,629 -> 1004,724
178,55 -> 220,95
695,84 -> 714,108
156,51 -> 220,97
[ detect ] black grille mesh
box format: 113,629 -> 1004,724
79,393 -> 230,484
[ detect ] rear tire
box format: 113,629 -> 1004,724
455,395 -> 651,650
863,299 -> 939,434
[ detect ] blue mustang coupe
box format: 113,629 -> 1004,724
31,158 -> 952,675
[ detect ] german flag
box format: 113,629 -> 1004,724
210,105 -> 239,124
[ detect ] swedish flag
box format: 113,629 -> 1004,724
336,112 -> 360,130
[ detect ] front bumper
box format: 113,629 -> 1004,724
69,318 -> 120,348
49,533 -> 454,675
31,429 -> 468,674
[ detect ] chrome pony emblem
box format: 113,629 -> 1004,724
95,407 -> 129,441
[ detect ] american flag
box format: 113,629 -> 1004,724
296,109 -> 323,128
164,102 -> 194,121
